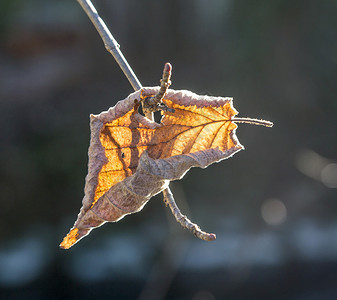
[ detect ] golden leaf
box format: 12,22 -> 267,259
60,87 -> 247,249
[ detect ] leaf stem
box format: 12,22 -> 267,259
233,117 -> 273,127
77,0 -> 142,91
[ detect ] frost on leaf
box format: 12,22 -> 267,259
60,87 -> 244,249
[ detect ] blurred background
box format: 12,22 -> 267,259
1,0 -> 337,299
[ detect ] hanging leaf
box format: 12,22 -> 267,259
60,87 -> 272,249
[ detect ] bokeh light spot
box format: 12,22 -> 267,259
321,163 -> 337,188
261,198 -> 287,226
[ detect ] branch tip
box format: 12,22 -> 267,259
164,62 -> 172,73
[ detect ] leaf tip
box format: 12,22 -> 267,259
59,228 -> 80,250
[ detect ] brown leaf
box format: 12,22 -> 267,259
60,87 -> 244,249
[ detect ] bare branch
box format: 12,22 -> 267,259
77,0 -> 142,91
162,188 -> 216,241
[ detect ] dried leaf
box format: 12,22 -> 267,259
60,87 -> 247,249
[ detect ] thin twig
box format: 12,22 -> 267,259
142,62 -> 174,116
152,62 -> 172,106
162,188 -> 216,241
77,0 -> 142,91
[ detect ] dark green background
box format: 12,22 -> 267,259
1,0 -> 337,299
